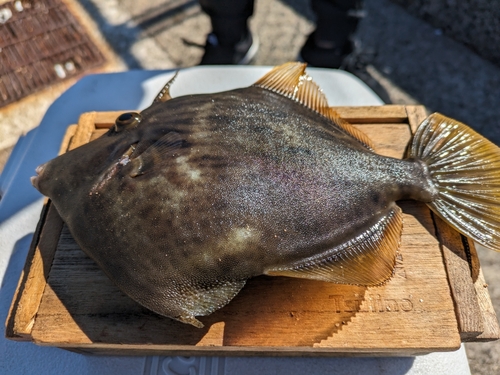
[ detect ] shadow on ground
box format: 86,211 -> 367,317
354,0 -> 500,145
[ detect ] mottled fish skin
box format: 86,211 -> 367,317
33,63 -> 500,327
33,86 -> 434,324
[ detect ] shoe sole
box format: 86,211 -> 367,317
238,35 -> 259,65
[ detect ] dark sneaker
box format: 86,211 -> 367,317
200,30 -> 259,65
299,32 -> 353,69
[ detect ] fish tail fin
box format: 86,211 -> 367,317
408,113 -> 500,251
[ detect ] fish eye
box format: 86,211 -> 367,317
114,112 -> 142,132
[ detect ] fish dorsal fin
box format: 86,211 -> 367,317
153,71 -> 178,103
325,108 -> 376,150
265,204 -> 403,286
254,62 -> 308,98
254,62 -> 375,150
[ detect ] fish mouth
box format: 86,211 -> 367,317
30,163 -> 46,191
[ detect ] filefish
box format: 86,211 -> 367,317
31,63 -> 500,327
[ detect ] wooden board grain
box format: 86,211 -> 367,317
6,105 -> 499,355
5,124 -> 77,340
29,201 -> 461,355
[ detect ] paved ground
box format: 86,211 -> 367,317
1,0 -> 500,373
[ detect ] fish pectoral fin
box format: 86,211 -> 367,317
129,132 -> 184,176
173,279 -> 247,327
254,62 -> 374,150
148,131 -> 184,156
265,205 -> 403,286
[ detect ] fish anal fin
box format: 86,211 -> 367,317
266,205 -> 403,286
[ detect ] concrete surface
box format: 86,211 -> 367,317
1,0 -> 499,373
392,0 -> 500,66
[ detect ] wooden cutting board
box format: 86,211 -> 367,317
5,105 -> 499,356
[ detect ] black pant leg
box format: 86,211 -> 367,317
199,0 -> 255,45
311,0 -> 364,46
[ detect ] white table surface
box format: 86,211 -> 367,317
0,66 -> 471,375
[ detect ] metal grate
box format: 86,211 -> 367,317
0,0 -> 106,107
